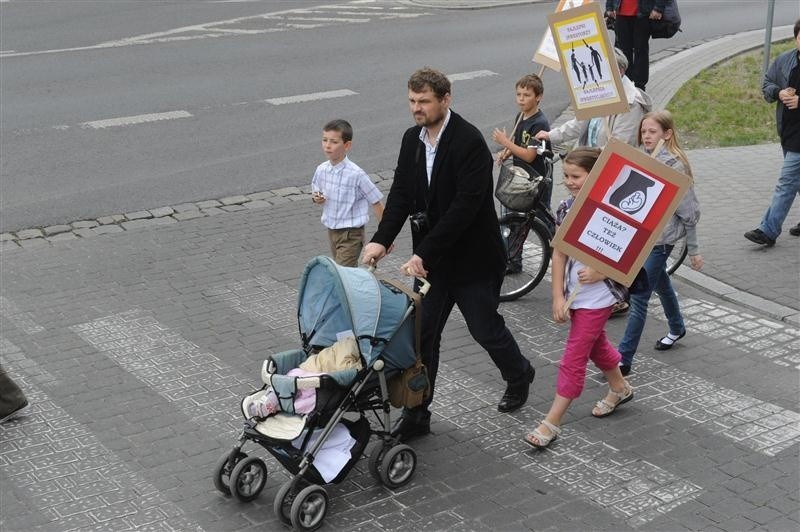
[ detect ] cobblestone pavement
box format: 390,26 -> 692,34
2,23 -> 799,532
1,173 -> 798,531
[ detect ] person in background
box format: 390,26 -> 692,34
493,73 -> 551,205
493,73 -> 551,273
744,19 -> 800,247
311,119 -> 384,266
618,110 -> 703,376
605,0 -> 670,91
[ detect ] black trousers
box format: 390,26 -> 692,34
614,15 -> 651,90
405,269 -> 532,420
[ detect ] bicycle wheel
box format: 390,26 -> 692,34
499,213 -> 552,302
666,236 -> 688,275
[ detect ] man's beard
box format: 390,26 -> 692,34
415,111 -> 442,127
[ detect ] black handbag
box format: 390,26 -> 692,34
650,0 -> 681,39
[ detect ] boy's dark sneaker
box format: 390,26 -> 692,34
789,223 -> 800,237
744,229 -> 775,247
619,364 -> 631,376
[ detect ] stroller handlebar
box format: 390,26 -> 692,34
367,260 -> 431,298
417,277 -> 431,297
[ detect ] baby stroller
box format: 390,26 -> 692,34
212,256 -> 429,531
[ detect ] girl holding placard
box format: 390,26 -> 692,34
523,148 -> 634,450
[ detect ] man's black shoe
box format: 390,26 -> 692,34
744,229 -> 775,247
390,415 -> 431,442
498,365 -> 535,413
789,223 -> 800,237
0,399 -> 28,424
619,364 -> 631,376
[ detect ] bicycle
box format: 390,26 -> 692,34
499,204 -> 555,302
497,142 -> 688,302
498,141 -> 557,302
666,235 -> 688,275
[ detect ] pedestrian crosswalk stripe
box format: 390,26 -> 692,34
0,337 -> 204,532
214,273 -> 701,525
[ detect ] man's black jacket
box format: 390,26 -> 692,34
371,111 -> 506,282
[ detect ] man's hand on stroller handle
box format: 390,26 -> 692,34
401,254 -> 428,279
362,242 -> 388,266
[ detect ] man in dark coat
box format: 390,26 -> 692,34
362,67 -> 535,440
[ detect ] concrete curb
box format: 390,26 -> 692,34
0,174 -> 394,251
675,267 -> 800,326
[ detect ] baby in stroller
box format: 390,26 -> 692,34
213,256 -> 430,531
246,336 -> 363,418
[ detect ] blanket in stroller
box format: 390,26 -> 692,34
291,423 -> 356,482
247,337 -> 362,418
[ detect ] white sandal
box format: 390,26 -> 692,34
523,420 -> 562,449
592,382 -> 634,418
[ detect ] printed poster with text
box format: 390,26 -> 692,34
547,2 -> 628,120
551,139 -> 692,286
532,0 -> 593,71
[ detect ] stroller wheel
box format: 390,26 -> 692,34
366,441 -> 388,482
229,456 -> 267,503
212,451 -> 247,496
379,444 -> 417,489
290,484 -> 328,531
274,478 -> 302,525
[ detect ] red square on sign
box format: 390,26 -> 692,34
551,139 -> 692,286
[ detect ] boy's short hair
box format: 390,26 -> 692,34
323,119 -> 353,142
516,74 -> 544,96
408,67 -> 451,100
794,18 -> 799,39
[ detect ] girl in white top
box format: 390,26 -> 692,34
524,148 -> 633,449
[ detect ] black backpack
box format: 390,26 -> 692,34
649,0 -> 681,39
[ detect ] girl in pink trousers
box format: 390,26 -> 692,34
524,147 -> 633,449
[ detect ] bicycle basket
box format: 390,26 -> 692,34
495,162 -> 550,212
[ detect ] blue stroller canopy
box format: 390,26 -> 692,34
297,256 -> 417,370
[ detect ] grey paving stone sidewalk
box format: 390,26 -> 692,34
684,144 -> 800,312
1,181 -> 798,531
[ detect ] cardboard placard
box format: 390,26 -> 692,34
547,2 -> 628,120
551,138 -> 692,286
532,0 -> 593,71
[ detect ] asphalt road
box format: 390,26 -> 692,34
1,0 -> 798,231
